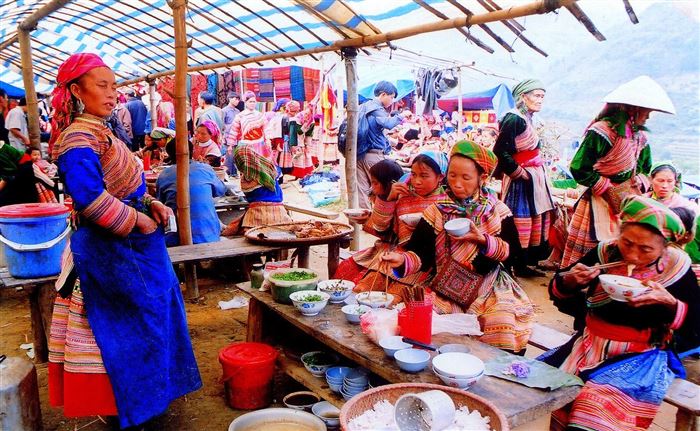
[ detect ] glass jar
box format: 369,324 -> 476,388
250,263 -> 265,290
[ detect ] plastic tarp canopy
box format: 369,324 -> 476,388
358,79 -> 415,101
436,83 -> 514,119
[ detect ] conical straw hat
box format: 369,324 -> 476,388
603,75 -> 675,114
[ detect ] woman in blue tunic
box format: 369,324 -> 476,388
48,53 -> 201,429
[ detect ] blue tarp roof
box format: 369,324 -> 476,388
436,83 -> 515,119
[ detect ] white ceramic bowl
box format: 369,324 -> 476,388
432,352 -> 485,378
599,274 -> 648,302
312,401 -> 341,428
289,290 -> 330,316
379,335 -> 411,357
341,304 -> 372,324
356,291 -> 395,309
437,343 -> 471,354
301,351 -> 339,377
444,218 -> 472,236
228,408 -> 325,431
433,366 -> 484,389
318,279 -> 355,303
394,348 -> 430,373
398,212 -> 423,227
343,208 -> 370,218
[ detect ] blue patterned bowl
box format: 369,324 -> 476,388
290,290 -> 330,316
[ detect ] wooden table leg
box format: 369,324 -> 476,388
246,297 -> 264,342
327,241 -> 340,278
27,283 -> 55,363
184,263 -> 199,299
297,246 -> 310,268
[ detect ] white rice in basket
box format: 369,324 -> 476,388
348,400 -> 493,431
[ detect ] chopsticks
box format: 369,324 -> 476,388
403,285 -> 425,303
558,261 -> 627,276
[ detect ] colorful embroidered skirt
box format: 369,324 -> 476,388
242,202 -> 292,228
48,285 -> 118,417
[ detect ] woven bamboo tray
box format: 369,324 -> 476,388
339,382 -> 509,431
244,221 -> 352,245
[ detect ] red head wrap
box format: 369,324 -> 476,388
49,53 -> 109,151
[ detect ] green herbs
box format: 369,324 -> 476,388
271,271 -> 316,281
303,352 -> 334,366
300,294 -> 323,302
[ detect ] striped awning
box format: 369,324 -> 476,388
0,0 -> 618,92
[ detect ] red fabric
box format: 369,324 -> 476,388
512,148 -> 540,165
189,75 -> 208,119
333,257 -> 366,285
49,53 -> 109,151
586,315 -> 651,344
158,77 -> 175,103
49,362 -> 118,417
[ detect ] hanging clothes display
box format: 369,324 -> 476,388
259,68 -> 274,102
290,66 -> 305,101
415,68 -> 459,115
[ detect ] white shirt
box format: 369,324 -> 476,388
5,106 -> 28,151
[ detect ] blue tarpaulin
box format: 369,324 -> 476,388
437,83 -> 515,119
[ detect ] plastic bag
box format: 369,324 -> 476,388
360,308 -> 399,345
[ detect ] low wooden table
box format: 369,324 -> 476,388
0,269 -> 57,363
239,283 -> 581,430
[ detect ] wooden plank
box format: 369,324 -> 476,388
277,353 -> 345,408
528,323 -> 572,351
0,269 -> 57,289
167,238 -> 282,264
284,203 -> 338,220
327,241 -> 340,277
246,296 -> 264,343
665,379 -> 700,414
238,283 -> 580,428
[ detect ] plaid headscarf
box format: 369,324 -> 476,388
413,149 -> 448,175
233,145 -> 277,193
620,195 -> 685,242
49,53 -> 109,151
450,140 -> 498,176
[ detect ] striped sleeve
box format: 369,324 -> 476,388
58,147 -> 137,237
368,198 -> 396,233
481,234 -> 509,262
393,251 -> 422,278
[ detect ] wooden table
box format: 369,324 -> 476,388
0,269 -> 57,363
239,283 -> 581,429
0,235 -> 349,363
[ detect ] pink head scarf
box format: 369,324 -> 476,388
198,120 -> 221,144
49,53 -> 109,150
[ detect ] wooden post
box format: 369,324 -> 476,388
342,47 -> 360,251
457,67 -> 464,140
17,30 -> 41,149
148,79 -> 158,129
169,0 -> 197,299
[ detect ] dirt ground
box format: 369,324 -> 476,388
0,180 -> 682,431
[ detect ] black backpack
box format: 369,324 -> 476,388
337,118 -> 348,155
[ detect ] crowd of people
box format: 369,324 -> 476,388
3,50 -> 698,431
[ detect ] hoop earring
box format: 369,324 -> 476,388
75,98 -> 85,114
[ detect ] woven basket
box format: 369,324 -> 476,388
339,382 -> 508,431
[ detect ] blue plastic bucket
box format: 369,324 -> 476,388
0,203 -> 70,278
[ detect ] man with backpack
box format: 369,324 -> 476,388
354,81 -> 405,209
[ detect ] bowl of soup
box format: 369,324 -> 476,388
598,274 -> 648,302
228,407 -> 325,431
444,218 -> 472,237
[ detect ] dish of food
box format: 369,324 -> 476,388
271,271 -> 317,282
245,221 -> 353,245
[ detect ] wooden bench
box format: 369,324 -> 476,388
528,323 -> 700,431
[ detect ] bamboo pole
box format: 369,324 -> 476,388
118,0 -> 575,86
342,47 -> 361,251
0,33 -> 19,52
17,30 -> 41,149
148,80 -> 158,129
457,67 -> 464,141
169,0 -> 198,298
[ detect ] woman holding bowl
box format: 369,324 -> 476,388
543,195 -> 700,431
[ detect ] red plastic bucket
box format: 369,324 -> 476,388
218,342 -> 278,409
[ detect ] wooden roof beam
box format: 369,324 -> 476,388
414,0 -> 494,54
475,0 -> 547,56
622,0 -> 639,24
565,2 -> 606,41
447,0 -> 514,53
118,0 -> 576,86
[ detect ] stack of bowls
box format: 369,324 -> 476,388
340,368 -> 369,401
325,366 -> 351,393
432,352 -> 485,390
